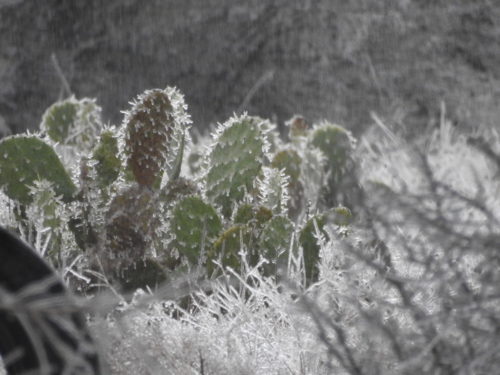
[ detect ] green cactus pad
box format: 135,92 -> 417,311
91,128 -> 121,188
205,114 -> 269,218
169,196 -> 222,265
123,87 -> 191,187
258,215 -> 295,277
309,122 -> 355,206
41,96 -> 101,149
207,224 -> 253,276
0,135 -> 77,204
310,123 -> 354,177
271,149 -> 302,183
299,214 -> 328,283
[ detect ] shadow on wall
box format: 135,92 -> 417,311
0,0 -> 499,136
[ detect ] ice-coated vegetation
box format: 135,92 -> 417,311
1,87 -> 500,374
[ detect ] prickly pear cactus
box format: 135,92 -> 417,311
169,196 -> 222,266
207,224 -> 253,276
91,127 -> 121,189
103,184 -> 156,275
0,135 -> 77,204
258,215 -> 295,277
205,114 -> 269,218
41,96 -> 102,150
299,214 -> 328,283
122,87 -> 191,188
309,122 -> 356,206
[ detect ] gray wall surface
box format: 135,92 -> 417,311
1,0 -> 499,136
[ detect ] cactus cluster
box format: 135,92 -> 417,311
0,86 -> 357,294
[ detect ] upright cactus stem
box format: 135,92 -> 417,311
122,87 -> 191,188
0,135 -> 76,204
205,114 -> 270,218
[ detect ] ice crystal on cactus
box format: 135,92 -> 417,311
0,135 -> 76,204
122,87 -> 191,188
204,114 -> 270,218
41,96 -> 102,151
271,148 -> 304,219
258,166 -> 290,216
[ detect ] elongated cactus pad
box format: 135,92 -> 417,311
205,114 -> 269,218
258,215 -> 295,277
0,135 -> 76,204
169,196 -> 222,265
122,87 -> 191,187
41,96 -> 102,149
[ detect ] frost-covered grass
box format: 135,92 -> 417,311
3,111 -> 500,374
90,116 -> 500,373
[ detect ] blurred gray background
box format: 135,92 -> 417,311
1,0 -> 499,137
